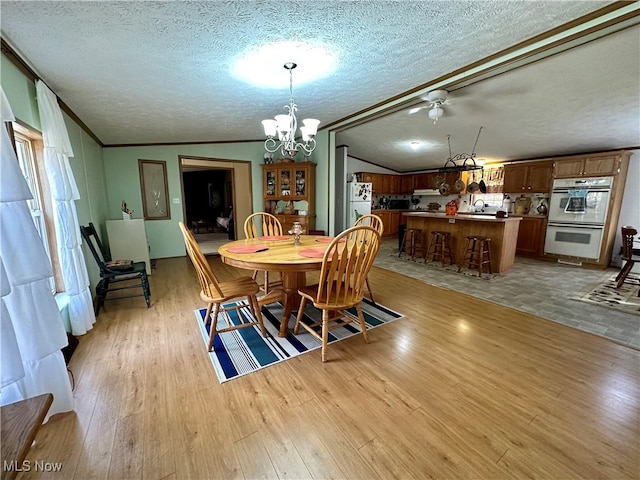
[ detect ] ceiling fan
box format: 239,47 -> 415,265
408,89 -> 450,124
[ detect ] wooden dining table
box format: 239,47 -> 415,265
218,234 -> 335,337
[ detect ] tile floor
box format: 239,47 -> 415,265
374,239 -> 639,349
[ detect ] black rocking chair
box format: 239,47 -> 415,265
80,222 -> 151,315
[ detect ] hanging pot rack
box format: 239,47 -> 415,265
436,127 -> 484,173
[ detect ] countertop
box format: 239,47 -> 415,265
402,211 -> 522,223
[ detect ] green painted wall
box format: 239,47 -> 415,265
2,51 -> 331,270
1,54 -> 108,293
102,141 -> 330,259
0,56 -> 40,130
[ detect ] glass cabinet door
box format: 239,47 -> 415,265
265,170 -> 276,196
279,169 -> 292,197
294,167 -> 306,197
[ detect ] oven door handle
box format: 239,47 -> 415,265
552,188 -> 610,194
547,222 -> 604,228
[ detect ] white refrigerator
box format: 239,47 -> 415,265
347,182 -> 372,226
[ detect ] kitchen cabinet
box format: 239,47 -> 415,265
413,173 -> 437,190
503,161 -> 553,193
515,216 -> 547,256
373,210 -> 402,237
262,162 -> 315,233
554,153 -> 623,178
381,175 -> 391,194
359,172 -> 383,193
375,211 -> 391,236
389,175 -> 401,194
400,175 -> 414,194
389,211 -> 401,236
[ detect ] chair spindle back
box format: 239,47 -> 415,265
315,225 -> 380,306
178,222 -> 224,299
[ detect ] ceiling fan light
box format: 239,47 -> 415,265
428,106 -> 443,123
410,141 -> 420,150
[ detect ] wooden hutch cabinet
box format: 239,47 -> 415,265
262,161 -> 316,233
503,161 -> 553,193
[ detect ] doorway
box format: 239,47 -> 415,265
180,156 -> 254,255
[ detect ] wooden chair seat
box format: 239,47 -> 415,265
203,277 -> 261,302
293,225 -> 381,362
298,282 -> 360,310
80,222 -> 151,315
179,222 -> 266,351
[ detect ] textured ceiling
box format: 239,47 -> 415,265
1,1 -> 638,171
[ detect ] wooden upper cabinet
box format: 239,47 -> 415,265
527,163 -> 553,191
554,153 -> 622,178
381,174 -> 391,194
359,173 -> 410,194
503,162 -> 552,193
583,156 -> 620,176
359,172 -> 382,193
413,173 -> 434,189
360,172 -> 375,184
502,164 -> 528,193
400,175 -> 414,193
389,175 -> 401,194
553,159 -> 584,178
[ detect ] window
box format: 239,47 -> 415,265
471,192 -> 505,211
12,123 -> 63,292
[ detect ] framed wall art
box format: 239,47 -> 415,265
138,159 -> 170,220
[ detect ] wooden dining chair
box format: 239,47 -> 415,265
616,226 -> 639,293
353,213 -> 384,303
293,225 -> 381,362
243,212 -> 284,294
178,221 -> 266,351
80,222 -> 151,315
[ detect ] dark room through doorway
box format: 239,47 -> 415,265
182,167 -> 234,255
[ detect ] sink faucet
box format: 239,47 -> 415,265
472,199 -> 485,212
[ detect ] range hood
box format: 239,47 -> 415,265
413,188 -> 438,196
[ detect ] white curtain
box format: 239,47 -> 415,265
36,80 -> 95,335
0,86 -> 73,417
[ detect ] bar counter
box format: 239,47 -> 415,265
402,212 -> 522,273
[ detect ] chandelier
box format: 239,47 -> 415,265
261,62 -> 320,159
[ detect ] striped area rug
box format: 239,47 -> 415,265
195,299 -> 404,382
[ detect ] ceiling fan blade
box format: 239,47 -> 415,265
408,105 -> 427,114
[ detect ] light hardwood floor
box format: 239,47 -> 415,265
21,256 -> 639,479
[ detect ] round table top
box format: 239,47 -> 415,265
218,235 -> 336,272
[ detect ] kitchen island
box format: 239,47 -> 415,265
403,212 -> 522,273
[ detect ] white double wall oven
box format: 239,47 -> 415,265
544,176 -> 613,260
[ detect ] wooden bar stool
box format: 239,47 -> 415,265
459,235 -> 493,277
425,231 -> 454,266
399,228 -> 424,261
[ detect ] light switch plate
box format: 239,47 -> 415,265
172,198 -> 180,204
